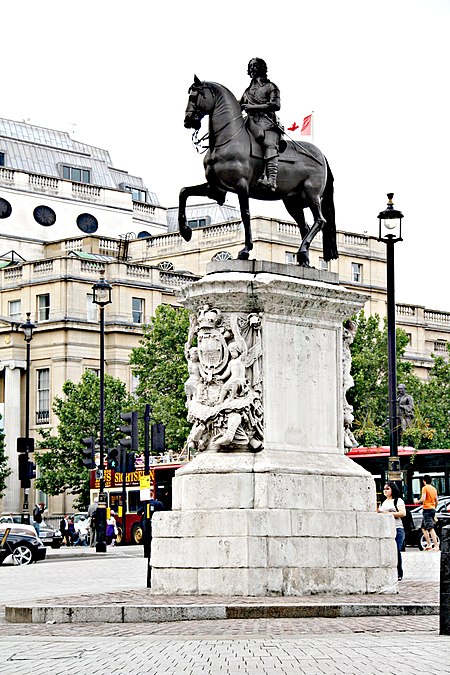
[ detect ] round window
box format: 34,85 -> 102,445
76,213 -> 98,234
0,198 -> 12,219
33,205 -> 56,226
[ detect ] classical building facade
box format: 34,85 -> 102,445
0,118 -> 448,514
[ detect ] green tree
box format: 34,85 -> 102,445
417,345 -> 450,448
35,370 -> 134,507
129,304 -> 190,452
348,312 -> 423,446
0,415 -> 11,498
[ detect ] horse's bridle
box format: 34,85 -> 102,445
189,83 -> 245,153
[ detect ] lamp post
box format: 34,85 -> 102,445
19,312 -> 36,511
92,270 -> 112,553
377,193 -> 404,487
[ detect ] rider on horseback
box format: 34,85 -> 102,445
240,58 -> 281,191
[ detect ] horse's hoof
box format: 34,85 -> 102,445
297,251 -> 310,267
179,225 -> 192,242
237,249 -> 250,260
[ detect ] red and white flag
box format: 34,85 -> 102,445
301,114 -> 312,136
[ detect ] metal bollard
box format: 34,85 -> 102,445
440,525 -> 450,634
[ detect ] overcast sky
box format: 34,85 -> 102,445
2,0 -> 449,310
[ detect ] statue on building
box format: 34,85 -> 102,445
240,57 -> 281,191
342,319 -> 358,449
184,306 -> 263,453
397,383 -> 415,439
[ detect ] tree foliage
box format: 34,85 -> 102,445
0,415 -> 11,498
129,304 -> 190,452
416,345 -> 450,449
348,312 -> 423,447
35,370 -> 134,507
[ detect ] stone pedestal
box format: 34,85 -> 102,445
150,261 -> 397,595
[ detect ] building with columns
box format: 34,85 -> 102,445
0,118 -> 448,514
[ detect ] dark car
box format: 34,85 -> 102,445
0,514 -> 62,549
0,526 -> 47,565
406,496 -> 450,550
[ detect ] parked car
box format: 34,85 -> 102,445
0,514 -> 63,549
0,525 -> 47,565
406,496 -> 450,550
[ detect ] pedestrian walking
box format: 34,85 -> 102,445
377,482 -> 406,581
32,501 -> 45,537
417,474 -> 439,551
59,515 -> 70,546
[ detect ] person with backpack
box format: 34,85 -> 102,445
32,501 -> 45,538
377,482 -> 406,581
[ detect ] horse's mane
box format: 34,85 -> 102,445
202,81 -> 241,108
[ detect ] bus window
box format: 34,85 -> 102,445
109,492 -> 122,511
128,490 -> 140,513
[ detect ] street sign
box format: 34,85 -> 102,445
95,469 -> 104,480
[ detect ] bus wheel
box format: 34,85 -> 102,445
131,524 -> 143,545
115,527 -> 123,545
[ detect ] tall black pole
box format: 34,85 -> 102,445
144,404 -> 151,475
96,305 -> 107,553
386,235 -> 401,485
22,339 -> 31,511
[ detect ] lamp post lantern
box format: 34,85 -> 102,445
377,193 -> 404,486
19,312 -> 36,511
92,270 -> 112,553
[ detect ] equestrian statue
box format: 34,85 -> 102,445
179,58 -> 338,267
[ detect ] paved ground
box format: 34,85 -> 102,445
0,547 -> 448,674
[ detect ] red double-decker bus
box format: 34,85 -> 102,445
346,446 -> 450,504
89,462 -> 183,544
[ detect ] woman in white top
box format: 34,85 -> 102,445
377,481 -> 406,581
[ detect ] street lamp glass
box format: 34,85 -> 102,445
20,312 -> 36,343
92,272 -> 112,307
377,193 -> 403,242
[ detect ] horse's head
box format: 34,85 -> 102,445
184,75 -> 215,130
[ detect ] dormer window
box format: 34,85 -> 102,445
62,165 -> 91,184
0,151 -> 5,166
124,186 -> 147,203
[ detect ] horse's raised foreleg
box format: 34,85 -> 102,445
179,183 -> 216,241
236,181 -> 252,260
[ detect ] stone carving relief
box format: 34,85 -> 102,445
184,305 -> 263,453
342,319 -> 358,449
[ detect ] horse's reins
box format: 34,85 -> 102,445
192,113 -> 244,154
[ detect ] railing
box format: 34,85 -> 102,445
36,410 -> 50,425
344,233 -> 368,246
0,167 -> 15,181
148,233 -> 181,247
80,260 -> 105,273
4,267 -> 23,280
33,261 -> 53,274
72,183 -> 101,198
29,174 -> 59,190
133,202 -> 156,216
159,271 -> 193,287
396,305 -> 416,317
99,238 -> 119,254
433,341 -> 449,354
126,265 -> 150,279
278,221 -> 298,236
65,239 -> 83,252
202,222 -> 241,239
425,310 -> 450,324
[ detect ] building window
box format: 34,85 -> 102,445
37,294 -> 50,321
351,262 -> 363,283
434,341 -> 448,355
131,373 -> 139,395
125,186 -> 147,203
87,294 -> 97,322
406,333 -> 412,346
212,251 -> 233,262
8,300 -> 21,320
62,165 -> 91,184
0,152 -> 5,166
319,257 -> 329,271
85,367 -> 100,376
36,369 -> 50,425
187,217 -> 210,229
132,297 -> 144,324
285,251 -> 296,265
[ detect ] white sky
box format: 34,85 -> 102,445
2,0 -> 449,310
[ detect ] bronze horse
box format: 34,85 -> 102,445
179,77 -> 338,266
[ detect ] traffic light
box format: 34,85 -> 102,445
125,452 -> 136,473
18,453 -> 29,481
119,411 -> 139,451
151,423 -> 165,454
81,436 -> 95,469
17,437 -> 34,454
27,460 -> 36,480
107,447 -> 119,470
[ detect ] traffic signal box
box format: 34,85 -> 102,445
17,437 -> 35,487
81,436 -> 95,469
119,411 -> 138,451
107,447 -> 120,470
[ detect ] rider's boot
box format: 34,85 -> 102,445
266,156 -> 279,191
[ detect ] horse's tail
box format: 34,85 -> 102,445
322,158 -> 338,262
